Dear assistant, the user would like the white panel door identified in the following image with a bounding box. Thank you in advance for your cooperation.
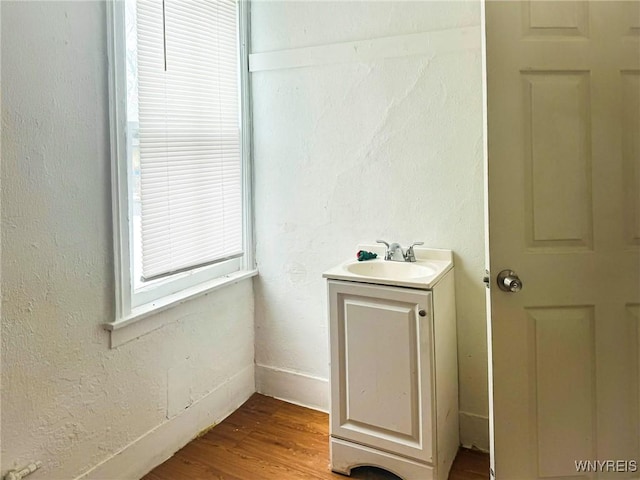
[486,1,640,478]
[328,280,433,463]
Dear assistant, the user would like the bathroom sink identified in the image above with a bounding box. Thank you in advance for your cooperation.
[323,244,453,290]
[345,261,436,279]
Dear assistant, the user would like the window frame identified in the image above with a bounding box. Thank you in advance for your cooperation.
[105,0,255,343]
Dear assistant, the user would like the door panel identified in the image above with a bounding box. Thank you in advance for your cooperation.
[524,1,589,38]
[343,298,419,437]
[486,1,640,478]
[523,71,593,250]
[622,71,640,246]
[529,306,596,478]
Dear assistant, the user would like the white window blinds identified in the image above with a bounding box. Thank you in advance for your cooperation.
[136,0,242,281]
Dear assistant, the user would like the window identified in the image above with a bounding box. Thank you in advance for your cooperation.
[106,0,254,336]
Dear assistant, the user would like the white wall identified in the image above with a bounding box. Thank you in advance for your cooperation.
[0,2,255,478]
[251,1,489,449]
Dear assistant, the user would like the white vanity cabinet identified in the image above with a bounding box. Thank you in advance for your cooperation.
[325,249,458,480]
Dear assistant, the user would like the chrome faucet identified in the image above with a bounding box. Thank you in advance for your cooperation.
[376,240,424,262]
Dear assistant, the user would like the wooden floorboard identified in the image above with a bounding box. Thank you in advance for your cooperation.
[143,394,489,480]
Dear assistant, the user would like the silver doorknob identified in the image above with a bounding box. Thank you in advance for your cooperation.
[497,269,523,293]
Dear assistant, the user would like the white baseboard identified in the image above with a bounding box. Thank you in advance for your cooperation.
[459,411,490,453]
[255,364,329,412]
[255,364,489,454]
[75,364,255,480]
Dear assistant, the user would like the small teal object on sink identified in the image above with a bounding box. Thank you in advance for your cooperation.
[356,250,378,261]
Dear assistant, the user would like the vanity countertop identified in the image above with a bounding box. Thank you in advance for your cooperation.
[323,244,453,290]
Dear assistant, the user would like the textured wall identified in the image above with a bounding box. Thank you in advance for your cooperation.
[0,2,254,478]
[251,1,489,448]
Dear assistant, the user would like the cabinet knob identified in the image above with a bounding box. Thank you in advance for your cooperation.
[418,309,426,317]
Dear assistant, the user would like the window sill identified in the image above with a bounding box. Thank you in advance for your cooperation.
[104,269,258,348]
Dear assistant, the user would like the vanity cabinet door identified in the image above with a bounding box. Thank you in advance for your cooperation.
[328,280,434,463]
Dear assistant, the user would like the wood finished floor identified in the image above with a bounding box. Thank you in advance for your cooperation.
[143,394,489,480]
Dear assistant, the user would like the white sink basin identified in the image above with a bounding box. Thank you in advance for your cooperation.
[323,244,453,290]
[345,261,436,279]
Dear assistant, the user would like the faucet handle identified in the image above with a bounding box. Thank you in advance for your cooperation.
[405,242,424,262]
[376,239,390,248]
